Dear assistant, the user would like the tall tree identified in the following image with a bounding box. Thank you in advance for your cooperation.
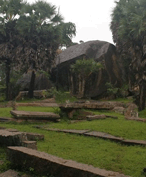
[0,0,25,100]
[16,1,76,98]
[110,0,146,111]
[0,0,76,99]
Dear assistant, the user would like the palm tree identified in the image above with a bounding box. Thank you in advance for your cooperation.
[110,0,146,111]
[0,0,76,99]
[0,0,25,100]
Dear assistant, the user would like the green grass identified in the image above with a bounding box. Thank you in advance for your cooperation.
[0,122,146,177]
[1,104,146,176]
[0,147,11,173]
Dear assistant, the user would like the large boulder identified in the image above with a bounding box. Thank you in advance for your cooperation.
[55,40,123,99]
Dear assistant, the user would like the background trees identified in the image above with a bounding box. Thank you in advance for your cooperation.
[0,0,76,100]
[110,0,146,110]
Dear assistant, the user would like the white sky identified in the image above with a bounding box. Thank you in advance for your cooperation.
[27,0,116,44]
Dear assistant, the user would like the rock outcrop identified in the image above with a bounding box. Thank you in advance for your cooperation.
[55,40,123,98]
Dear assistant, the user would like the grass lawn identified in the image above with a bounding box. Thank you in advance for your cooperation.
[0,105,146,176]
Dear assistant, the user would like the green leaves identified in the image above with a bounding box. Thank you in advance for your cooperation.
[71,59,102,78]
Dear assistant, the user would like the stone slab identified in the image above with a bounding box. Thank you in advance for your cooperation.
[46,128,90,135]
[10,110,60,121]
[84,131,123,142]
[16,103,59,107]
[59,102,114,110]
[122,139,146,146]
[125,116,146,122]
[7,146,130,177]
[0,117,14,122]
[87,115,106,121]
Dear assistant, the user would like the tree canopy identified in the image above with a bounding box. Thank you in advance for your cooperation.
[0,0,76,100]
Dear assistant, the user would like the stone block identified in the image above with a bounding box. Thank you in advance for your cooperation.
[0,130,27,146]
[22,141,37,150]
[7,146,130,177]
[25,133,44,141]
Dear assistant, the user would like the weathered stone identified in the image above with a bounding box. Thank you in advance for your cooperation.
[0,169,19,177]
[84,131,123,142]
[10,110,60,121]
[113,107,125,114]
[125,116,146,122]
[7,129,18,132]
[124,103,138,117]
[0,130,27,146]
[55,40,123,99]
[60,102,114,110]
[0,117,14,122]
[58,129,90,135]
[7,146,130,177]
[25,133,44,141]
[122,140,146,146]
[87,115,106,121]
[16,102,59,107]
[22,141,37,150]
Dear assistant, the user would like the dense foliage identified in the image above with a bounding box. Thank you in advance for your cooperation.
[110,0,146,110]
[0,0,76,100]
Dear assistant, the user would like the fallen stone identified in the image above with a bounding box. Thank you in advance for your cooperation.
[84,131,123,142]
[10,110,60,121]
[125,116,146,122]
[7,129,18,132]
[87,115,106,121]
[122,140,146,146]
[25,132,44,141]
[59,129,90,135]
[7,146,130,177]
[59,102,114,110]
[22,141,37,150]
[124,103,138,117]
[0,130,27,146]
[0,117,14,122]
[113,107,125,114]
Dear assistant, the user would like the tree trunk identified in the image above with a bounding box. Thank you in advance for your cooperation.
[28,70,36,98]
[5,60,10,101]
[139,80,146,111]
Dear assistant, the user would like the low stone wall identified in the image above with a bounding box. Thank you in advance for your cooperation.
[7,146,129,177]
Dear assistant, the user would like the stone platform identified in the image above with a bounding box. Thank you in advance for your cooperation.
[10,110,60,121]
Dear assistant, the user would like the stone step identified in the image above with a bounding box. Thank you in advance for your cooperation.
[7,146,130,177]
[10,110,60,121]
